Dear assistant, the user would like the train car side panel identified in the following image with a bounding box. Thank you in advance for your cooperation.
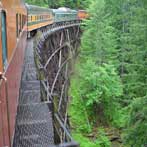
[78,10,88,20]
[26,5,54,32]
[0,0,27,146]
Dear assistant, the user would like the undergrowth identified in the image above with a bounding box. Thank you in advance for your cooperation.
[68,59,128,147]
[69,62,112,147]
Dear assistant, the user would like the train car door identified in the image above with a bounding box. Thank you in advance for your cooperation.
[1,11,7,70]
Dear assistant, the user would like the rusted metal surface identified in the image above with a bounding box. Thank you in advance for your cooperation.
[0,0,27,146]
[0,31,27,146]
[0,0,27,71]
[0,73,11,146]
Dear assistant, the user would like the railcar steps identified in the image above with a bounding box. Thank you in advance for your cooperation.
[13,39,54,147]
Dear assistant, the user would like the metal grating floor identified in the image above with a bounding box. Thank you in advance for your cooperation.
[13,39,54,147]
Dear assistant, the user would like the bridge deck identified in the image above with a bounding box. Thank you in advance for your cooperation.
[13,39,54,147]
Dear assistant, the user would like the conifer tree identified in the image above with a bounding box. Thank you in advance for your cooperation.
[81,0,147,145]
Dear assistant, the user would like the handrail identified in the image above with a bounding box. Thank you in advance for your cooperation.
[0,72,11,147]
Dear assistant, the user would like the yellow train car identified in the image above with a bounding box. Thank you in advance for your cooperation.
[26,4,54,32]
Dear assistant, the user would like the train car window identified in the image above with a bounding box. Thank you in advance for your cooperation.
[23,15,25,27]
[24,15,26,25]
[19,14,21,33]
[29,16,31,22]
[16,13,19,37]
[22,15,25,28]
[32,15,33,21]
[22,15,23,29]
[24,15,25,26]
[1,11,7,69]
[21,14,23,30]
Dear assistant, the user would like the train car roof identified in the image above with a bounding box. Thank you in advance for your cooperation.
[26,4,52,14]
[52,8,77,13]
[58,7,70,11]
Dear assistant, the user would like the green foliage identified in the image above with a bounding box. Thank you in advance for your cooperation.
[69,76,91,133]
[69,66,112,146]
[124,96,147,146]
[111,107,128,128]
[78,59,123,124]
[97,128,111,147]
[73,130,111,147]
[59,0,90,9]
[25,0,90,9]
[73,133,101,147]
[25,0,48,7]
[70,0,147,146]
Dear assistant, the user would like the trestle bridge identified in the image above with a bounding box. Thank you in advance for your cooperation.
[13,21,82,147]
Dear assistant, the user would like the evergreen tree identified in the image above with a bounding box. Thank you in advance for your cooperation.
[124,96,147,146]
[80,0,147,145]
[25,0,89,9]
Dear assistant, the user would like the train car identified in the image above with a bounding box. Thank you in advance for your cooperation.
[78,10,89,20]
[53,7,78,23]
[26,4,54,32]
[0,0,27,146]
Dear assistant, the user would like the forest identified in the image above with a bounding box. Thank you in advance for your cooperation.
[26,0,147,146]
[25,0,90,9]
